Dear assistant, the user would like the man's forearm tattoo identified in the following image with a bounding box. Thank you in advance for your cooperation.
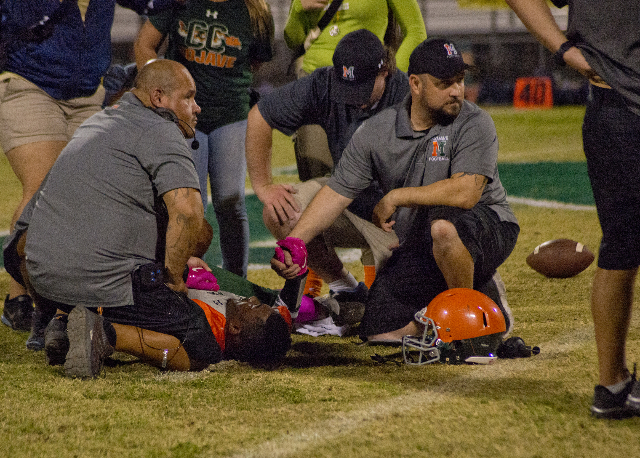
[456,172,487,190]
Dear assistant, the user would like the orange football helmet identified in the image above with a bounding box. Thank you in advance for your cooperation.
[402,288,507,365]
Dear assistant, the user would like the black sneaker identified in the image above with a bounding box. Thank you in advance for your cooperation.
[1,294,34,331]
[591,377,636,419]
[25,327,45,351]
[64,307,114,378]
[624,380,640,415]
[25,303,57,351]
[44,314,70,366]
[478,272,513,337]
[328,282,368,326]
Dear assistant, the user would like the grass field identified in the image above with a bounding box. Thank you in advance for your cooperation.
[2,105,640,458]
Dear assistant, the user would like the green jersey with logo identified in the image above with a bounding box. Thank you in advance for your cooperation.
[151,0,272,133]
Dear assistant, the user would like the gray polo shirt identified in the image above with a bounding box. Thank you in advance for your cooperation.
[26,92,200,308]
[258,67,410,220]
[328,95,518,245]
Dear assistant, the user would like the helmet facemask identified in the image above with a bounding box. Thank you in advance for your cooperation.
[402,310,441,365]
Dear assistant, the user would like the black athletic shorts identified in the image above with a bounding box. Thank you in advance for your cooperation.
[584,85,640,270]
[359,205,519,337]
[2,228,26,287]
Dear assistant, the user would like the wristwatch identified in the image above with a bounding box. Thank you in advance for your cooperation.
[554,40,575,66]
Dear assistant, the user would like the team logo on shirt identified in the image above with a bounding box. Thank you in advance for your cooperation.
[429,136,449,162]
[178,19,242,68]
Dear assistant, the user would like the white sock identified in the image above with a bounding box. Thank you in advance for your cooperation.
[606,375,632,394]
[328,272,358,293]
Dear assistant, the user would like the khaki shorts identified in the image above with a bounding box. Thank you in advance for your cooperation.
[0,74,104,152]
[292,68,333,181]
[293,178,398,271]
[293,124,333,181]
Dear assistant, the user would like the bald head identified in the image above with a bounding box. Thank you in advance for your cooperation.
[131,59,201,138]
[132,59,194,105]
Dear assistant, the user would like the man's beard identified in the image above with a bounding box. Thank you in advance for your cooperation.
[433,101,462,126]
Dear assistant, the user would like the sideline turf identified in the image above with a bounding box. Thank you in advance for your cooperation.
[0,162,595,269]
[499,162,593,206]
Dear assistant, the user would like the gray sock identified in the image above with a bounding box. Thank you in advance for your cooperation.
[606,375,632,394]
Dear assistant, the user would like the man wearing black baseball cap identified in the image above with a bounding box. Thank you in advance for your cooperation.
[271,37,520,345]
[329,29,388,107]
[406,37,472,125]
[246,29,408,321]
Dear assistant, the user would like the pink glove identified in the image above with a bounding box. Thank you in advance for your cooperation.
[186,267,220,291]
[274,237,308,276]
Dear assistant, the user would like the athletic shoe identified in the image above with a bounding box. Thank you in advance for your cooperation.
[590,377,636,419]
[1,294,34,331]
[624,380,640,415]
[25,303,57,351]
[25,327,45,351]
[44,314,70,366]
[328,282,368,326]
[479,273,513,338]
[64,307,114,378]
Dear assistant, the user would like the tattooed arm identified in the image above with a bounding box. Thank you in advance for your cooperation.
[162,187,204,293]
[372,172,488,232]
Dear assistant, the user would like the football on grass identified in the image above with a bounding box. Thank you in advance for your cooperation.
[526,239,595,278]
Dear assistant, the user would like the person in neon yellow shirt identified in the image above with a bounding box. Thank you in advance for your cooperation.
[284,0,426,74]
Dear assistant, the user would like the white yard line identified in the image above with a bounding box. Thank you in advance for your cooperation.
[247,247,363,271]
[507,196,596,211]
[229,325,599,458]
[242,196,596,271]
